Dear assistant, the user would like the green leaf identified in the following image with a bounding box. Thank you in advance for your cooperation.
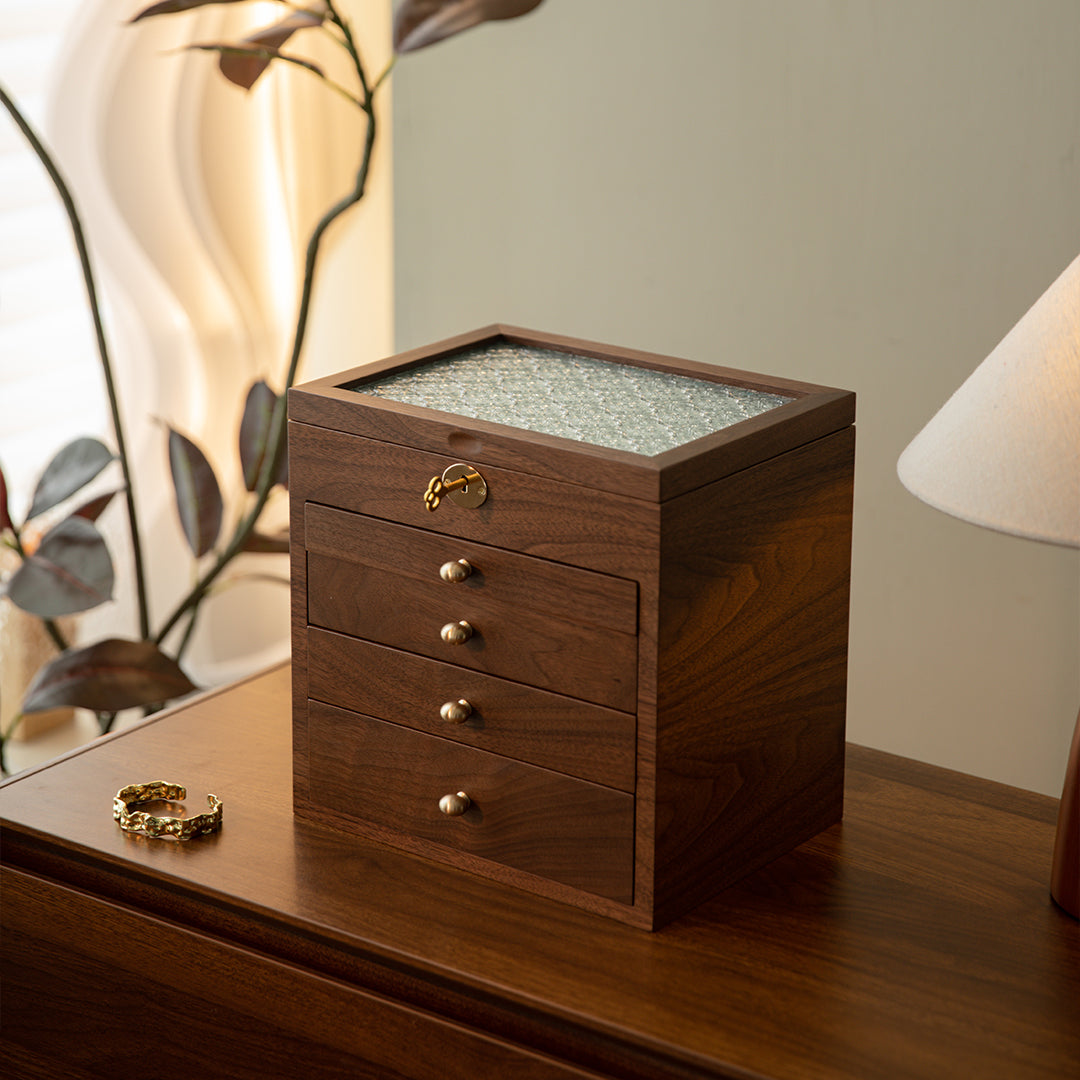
[239,380,288,491]
[4,516,114,617]
[21,638,197,714]
[26,437,114,521]
[0,461,11,533]
[130,0,249,22]
[168,427,223,557]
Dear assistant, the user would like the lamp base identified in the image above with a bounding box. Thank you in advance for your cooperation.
[1050,706,1079,918]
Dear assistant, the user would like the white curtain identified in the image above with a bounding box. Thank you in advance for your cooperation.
[3,0,393,684]
[0,0,109,510]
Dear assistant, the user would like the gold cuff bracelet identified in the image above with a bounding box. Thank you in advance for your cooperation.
[113,781,222,840]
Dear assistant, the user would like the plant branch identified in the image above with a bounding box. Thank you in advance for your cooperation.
[372,55,397,94]
[175,605,201,660]
[153,3,381,653]
[0,84,151,642]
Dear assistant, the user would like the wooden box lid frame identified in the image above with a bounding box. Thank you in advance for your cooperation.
[288,325,856,503]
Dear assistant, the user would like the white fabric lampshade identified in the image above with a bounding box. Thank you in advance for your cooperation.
[898,254,1080,547]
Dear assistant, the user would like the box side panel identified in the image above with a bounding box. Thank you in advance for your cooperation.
[651,427,855,925]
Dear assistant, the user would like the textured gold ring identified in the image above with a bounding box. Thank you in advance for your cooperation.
[113,781,222,840]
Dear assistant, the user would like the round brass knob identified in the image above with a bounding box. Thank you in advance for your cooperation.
[440,620,473,645]
[438,791,471,817]
[440,699,473,723]
[439,559,473,584]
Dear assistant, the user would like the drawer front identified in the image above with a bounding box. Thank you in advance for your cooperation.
[306,504,638,635]
[307,554,636,711]
[3,869,600,1080]
[305,510,638,713]
[289,421,659,581]
[307,702,635,904]
[308,630,636,792]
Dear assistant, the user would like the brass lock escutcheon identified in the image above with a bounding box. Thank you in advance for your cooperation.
[424,463,487,512]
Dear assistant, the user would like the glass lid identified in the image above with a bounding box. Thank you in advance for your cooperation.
[349,341,791,456]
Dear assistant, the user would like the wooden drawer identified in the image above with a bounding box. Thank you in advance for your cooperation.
[307,630,636,792]
[306,505,638,634]
[289,420,659,581]
[307,702,635,904]
[2,869,598,1080]
[305,507,638,712]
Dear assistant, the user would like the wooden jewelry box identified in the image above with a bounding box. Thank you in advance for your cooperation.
[288,326,855,930]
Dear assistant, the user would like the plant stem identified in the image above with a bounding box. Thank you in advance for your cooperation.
[175,605,201,659]
[154,4,381,654]
[0,84,151,643]
[41,618,68,653]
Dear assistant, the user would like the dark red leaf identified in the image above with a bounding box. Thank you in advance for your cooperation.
[130,0,248,22]
[0,461,11,533]
[242,529,290,554]
[167,427,223,557]
[4,516,114,617]
[21,638,197,714]
[26,437,114,521]
[186,41,325,91]
[72,489,121,522]
[394,0,545,54]
[243,7,325,46]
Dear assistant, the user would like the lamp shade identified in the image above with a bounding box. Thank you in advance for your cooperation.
[897,254,1080,548]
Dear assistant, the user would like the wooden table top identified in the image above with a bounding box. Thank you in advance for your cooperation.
[2,664,1077,1080]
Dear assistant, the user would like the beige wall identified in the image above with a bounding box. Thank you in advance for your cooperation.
[391,0,1080,796]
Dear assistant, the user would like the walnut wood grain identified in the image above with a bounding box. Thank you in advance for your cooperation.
[305,503,638,635]
[647,427,855,925]
[2,867,597,1080]
[307,629,636,791]
[307,551,637,712]
[2,666,1076,1080]
[288,420,660,581]
[305,701,635,903]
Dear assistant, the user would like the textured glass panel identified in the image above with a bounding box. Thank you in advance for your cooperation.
[350,343,792,456]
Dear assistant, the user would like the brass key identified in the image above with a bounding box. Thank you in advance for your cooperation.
[423,464,487,512]
[423,474,465,511]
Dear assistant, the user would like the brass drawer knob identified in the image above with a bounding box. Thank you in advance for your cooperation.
[424,463,488,512]
[438,791,471,817]
[440,699,474,723]
[440,620,474,645]
[439,559,473,583]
